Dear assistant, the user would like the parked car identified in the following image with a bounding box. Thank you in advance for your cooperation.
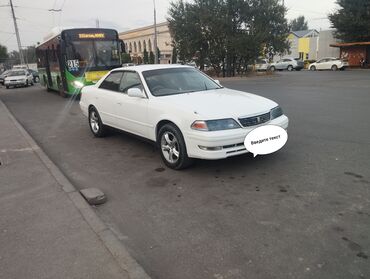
[269,58,304,72]
[0,70,10,85]
[309,57,348,71]
[255,58,270,71]
[79,65,289,169]
[4,69,34,89]
[28,69,40,82]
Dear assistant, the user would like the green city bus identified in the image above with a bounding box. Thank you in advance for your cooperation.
[36,28,124,97]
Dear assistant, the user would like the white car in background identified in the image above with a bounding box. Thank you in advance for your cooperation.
[269,58,304,72]
[79,65,289,169]
[4,69,34,89]
[255,58,270,71]
[309,57,348,71]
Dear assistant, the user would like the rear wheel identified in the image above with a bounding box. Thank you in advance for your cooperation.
[310,65,316,71]
[89,107,107,137]
[287,65,293,71]
[331,65,338,71]
[158,124,194,170]
[269,66,276,72]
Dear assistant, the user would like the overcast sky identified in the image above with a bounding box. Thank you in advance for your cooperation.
[0,0,338,51]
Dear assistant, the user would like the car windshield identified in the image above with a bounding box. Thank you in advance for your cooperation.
[142,68,222,96]
[8,71,26,76]
[66,40,120,69]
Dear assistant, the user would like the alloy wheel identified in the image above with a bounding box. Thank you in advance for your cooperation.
[90,111,100,133]
[161,131,180,164]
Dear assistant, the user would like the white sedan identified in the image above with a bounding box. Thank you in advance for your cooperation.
[4,69,34,89]
[309,57,348,71]
[79,65,289,169]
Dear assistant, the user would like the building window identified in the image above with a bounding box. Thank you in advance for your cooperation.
[143,40,147,51]
[129,42,132,52]
[134,42,137,53]
[138,41,142,53]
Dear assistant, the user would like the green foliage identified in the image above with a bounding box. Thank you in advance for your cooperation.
[329,0,370,42]
[149,51,155,64]
[121,53,132,63]
[172,46,177,64]
[0,44,8,62]
[143,48,149,64]
[290,16,308,31]
[168,0,290,76]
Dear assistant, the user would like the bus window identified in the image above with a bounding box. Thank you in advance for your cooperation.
[95,41,120,67]
[66,41,95,69]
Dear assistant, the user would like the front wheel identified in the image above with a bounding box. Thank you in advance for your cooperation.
[89,108,107,137]
[331,65,338,71]
[158,124,194,170]
[287,65,293,71]
[310,66,316,71]
[269,66,276,72]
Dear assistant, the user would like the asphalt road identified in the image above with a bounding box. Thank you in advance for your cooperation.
[1,70,370,279]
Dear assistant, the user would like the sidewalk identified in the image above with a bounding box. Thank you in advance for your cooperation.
[0,99,138,279]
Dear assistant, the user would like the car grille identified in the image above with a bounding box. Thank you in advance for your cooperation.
[238,112,271,127]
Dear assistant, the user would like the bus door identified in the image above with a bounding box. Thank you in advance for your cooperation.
[45,48,53,86]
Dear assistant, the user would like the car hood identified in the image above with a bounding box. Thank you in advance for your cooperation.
[5,75,26,80]
[156,88,278,119]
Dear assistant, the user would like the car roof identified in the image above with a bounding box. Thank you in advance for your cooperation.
[111,64,194,73]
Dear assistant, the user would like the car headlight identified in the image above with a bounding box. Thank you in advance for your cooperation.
[73,80,84,88]
[191,119,241,131]
[270,106,283,120]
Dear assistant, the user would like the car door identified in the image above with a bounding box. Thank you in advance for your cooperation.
[114,71,149,138]
[276,60,284,70]
[95,71,124,127]
[317,59,328,70]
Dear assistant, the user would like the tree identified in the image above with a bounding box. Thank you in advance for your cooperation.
[156,47,161,63]
[121,53,132,63]
[143,48,149,64]
[329,0,370,42]
[0,44,8,62]
[290,16,308,31]
[168,0,290,76]
[171,46,177,64]
[149,51,155,64]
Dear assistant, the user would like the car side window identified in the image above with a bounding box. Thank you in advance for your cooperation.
[119,71,143,93]
[99,71,123,92]
[283,59,291,62]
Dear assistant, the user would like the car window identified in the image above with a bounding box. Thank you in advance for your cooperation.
[99,71,123,92]
[283,59,291,62]
[119,71,143,93]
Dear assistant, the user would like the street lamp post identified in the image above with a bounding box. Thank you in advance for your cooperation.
[153,0,158,64]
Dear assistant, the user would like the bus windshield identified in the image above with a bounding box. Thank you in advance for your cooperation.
[66,40,120,70]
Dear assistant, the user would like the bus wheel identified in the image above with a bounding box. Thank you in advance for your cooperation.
[58,78,66,98]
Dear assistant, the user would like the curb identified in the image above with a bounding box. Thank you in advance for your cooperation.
[0,99,151,279]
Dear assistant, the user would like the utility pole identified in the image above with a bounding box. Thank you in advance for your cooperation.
[96,18,100,28]
[153,0,158,64]
[9,0,25,65]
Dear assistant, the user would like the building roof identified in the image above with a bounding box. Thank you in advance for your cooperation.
[291,29,319,38]
[119,22,168,36]
[330,42,370,47]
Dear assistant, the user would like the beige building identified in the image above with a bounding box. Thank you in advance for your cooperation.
[119,22,173,64]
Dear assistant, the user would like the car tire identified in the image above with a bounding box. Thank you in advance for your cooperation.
[287,65,293,71]
[269,66,276,72]
[331,65,338,71]
[158,123,194,170]
[25,80,29,87]
[310,65,316,71]
[88,107,107,138]
[35,76,40,83]
[6,85,9,89]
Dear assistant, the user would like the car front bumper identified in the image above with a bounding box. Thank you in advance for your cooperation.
[184,115,289,160]
[5,80,26,86]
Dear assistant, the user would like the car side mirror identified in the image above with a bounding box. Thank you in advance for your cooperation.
[127,88,145,98]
